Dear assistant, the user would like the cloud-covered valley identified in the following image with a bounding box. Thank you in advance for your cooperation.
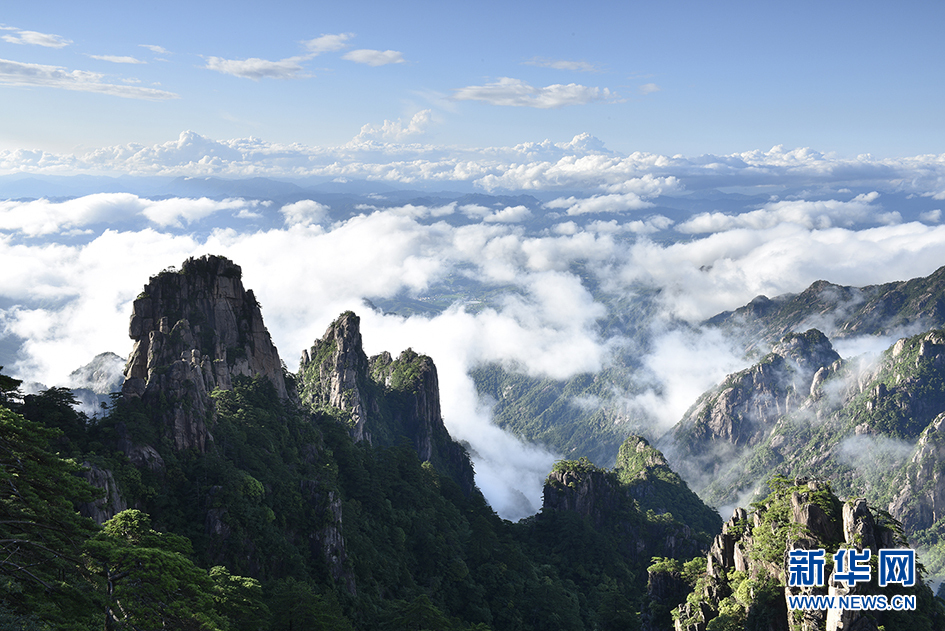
[2,132,945,519]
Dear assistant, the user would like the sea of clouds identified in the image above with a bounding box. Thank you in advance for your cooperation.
[2,131,945,519]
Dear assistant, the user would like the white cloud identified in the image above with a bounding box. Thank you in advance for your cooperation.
[0,58,178,100]
[452,77,617,108]
[280,200,330,227]
[523,57,599,72]
[2,29,71,48]
[141,197,253,227]
[639,83,660,95]
[139,44,168,54]
[0,194,254,235]
[343,49,405,66]
[204,55,309,80]
[483,205,531,223]
[353,110,432,142]
[303,33,353,54]
[546,192,653,215]
[677,192,890,233]
[3,130,945,200]
[88,55,146,64]
[543,176,679,214]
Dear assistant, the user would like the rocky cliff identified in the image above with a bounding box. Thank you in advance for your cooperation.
[667,329,840,483]
[615,436,723,536]
[541,445,714,563]
[298,311,476,495]
[121,255,287,452]
[666,478,942,631]
[666,322,945,581]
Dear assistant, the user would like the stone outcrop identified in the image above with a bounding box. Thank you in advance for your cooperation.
[77,463,127,524]
[888,410,945,533]
[674,479,936,631]
[541,458,708,562]
[673,329,840,458]
[298,312,371,442]
[615,435,723,536]
[298,311,476,495]
[120,255,286,452]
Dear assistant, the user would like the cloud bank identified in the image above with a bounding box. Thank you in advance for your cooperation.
[3,132,943,202]
[3,131,945,518]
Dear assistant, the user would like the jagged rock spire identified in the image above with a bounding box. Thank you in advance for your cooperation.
[121,255,286,451]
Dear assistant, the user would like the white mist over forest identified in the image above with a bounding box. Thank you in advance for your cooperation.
[2,133,945,518]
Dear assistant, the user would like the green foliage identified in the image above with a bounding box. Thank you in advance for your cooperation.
[86,509,225,631]
[210,566,270,631]
[615,436,722,536]
[266,577,354,631]
[0,403,100,627]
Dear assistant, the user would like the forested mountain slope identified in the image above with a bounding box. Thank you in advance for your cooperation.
[1,255,723,631]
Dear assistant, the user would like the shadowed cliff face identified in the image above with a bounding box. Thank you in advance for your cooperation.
[121,255,287,452]
[298,311,477,496]
[667,329,841,483]
[667,479,942,631]
[298,311,371,442]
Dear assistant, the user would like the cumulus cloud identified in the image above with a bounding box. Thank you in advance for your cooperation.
[353,110,432,142]
[303,33,353,54]
[639,83,660,95]
[139,44,169,54]
[483,205,531,223]
[204,55,309,80]
[204,33,358,80]
[2,28,71,48]
[280,200,330,227]
[342,49,405,66]
[452,77,617,108]
[523,57,599,72]
[0,58,178,100]
[546,192,653,215]
[88,55,146,64]
[4,130,945,201]
[543,176,679,214]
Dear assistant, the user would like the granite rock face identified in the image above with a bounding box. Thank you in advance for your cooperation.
[672,330,840,459]
[298,311,476,495]
[672,479,937,631]
[541,457,709,563]
[77,463,127,524]
[298,311,371,442]
[121,255,287,452]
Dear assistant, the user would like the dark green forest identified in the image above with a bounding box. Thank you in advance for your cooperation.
[0,362,716,631]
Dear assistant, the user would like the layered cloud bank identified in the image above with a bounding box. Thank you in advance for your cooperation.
[2,131,945,518]
[2,131,945,198]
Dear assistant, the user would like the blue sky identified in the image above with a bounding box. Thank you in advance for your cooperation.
[2,1,943,158]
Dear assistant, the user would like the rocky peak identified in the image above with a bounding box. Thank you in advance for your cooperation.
[121,255,287,452]
[298,311,477,495]
[543,459,622,530]
[615,435,723,536]
[542,456,711,565]
[675,479,933,631]
[298,311,371,442]
[669,329,840,475]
